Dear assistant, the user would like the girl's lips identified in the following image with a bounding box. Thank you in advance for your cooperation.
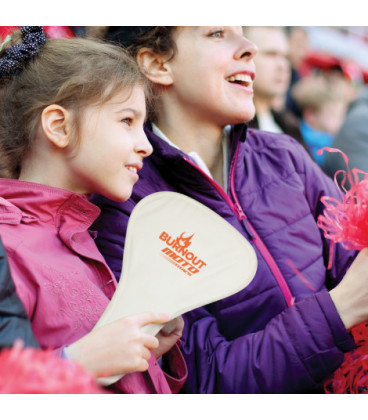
[125,162,143,173]
[125,163,142,180]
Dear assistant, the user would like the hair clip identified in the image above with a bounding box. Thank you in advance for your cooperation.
[0,27,46,78]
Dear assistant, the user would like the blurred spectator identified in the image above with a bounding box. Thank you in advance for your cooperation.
[243,26,308,151]
[323,85,368,182]
[292,73,350,167]
[85,26,108,39]
[285,26,311,117]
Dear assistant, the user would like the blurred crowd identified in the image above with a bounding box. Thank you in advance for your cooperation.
[243,26,368,180]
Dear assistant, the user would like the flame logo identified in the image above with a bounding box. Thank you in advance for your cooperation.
[175,232,194,250]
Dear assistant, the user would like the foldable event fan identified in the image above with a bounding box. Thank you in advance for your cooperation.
[93,192,257,385]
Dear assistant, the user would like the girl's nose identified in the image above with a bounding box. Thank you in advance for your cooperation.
[136,131,153,158]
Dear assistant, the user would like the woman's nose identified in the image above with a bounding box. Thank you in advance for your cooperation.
[237,36,258,61]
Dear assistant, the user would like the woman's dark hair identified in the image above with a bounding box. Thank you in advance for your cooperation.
[126,26,178,61]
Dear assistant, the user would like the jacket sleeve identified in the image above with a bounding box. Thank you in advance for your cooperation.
[296,140,358,290]
[91,194,134,281]
[0,238,39,349]
[181,290,354,393]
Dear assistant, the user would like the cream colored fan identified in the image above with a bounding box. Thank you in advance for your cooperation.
[94,192,257,385]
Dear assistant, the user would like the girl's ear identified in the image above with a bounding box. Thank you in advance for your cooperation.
[136,47,173,86]
[41,105,72,149]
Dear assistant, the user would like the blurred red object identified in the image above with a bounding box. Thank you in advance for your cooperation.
[0,343,106,394]
[0,26,75,40]
[325,322,368,394]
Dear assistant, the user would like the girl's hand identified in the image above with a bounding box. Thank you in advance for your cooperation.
[65,312,170,378]
[153,316,184,359]
[330,248,368,330]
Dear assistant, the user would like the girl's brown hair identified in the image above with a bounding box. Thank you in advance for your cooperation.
[0,32,150,178]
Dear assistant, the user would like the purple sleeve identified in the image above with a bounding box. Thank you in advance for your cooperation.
[181,290,355,393]
[90,194,135,281]
[296,143,357,289]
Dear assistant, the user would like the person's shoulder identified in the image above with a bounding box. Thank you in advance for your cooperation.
[241,128,311,177]
[245,127,305,155]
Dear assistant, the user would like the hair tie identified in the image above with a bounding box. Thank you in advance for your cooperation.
[0,26,46,78]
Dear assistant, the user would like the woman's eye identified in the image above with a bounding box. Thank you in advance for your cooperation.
[210,29,225,39]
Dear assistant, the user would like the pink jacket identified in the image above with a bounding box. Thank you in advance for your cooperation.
[0,178,186,393]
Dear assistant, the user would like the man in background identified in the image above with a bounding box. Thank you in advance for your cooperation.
[243,26,308,151]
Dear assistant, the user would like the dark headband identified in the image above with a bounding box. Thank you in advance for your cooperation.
[0,26,47,78]
[107,26,156,48]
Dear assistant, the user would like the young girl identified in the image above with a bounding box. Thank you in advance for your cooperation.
[0,26,186,394]
[92,26,368,393]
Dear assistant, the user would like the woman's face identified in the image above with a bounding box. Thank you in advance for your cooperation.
[165,26,258,127]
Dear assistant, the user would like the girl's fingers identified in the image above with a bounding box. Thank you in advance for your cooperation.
[141,347,152,361]
[133,311,171,327]
[142,334,159,350]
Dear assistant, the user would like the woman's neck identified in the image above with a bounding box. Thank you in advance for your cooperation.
[155,102,225,186]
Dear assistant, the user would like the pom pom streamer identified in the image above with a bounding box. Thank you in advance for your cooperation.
[325,322,368,394]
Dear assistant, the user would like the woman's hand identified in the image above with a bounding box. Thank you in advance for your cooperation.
[153,316,184,359]
[330,248,368,330]
[65,312,171,378]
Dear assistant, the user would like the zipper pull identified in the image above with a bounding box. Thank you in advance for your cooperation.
[234,202,246,220]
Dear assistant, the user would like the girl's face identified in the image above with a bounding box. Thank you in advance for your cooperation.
[67,85,152,201]
[166,26,257,127]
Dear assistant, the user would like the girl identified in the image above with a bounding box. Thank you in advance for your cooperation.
[0,26,186,394]
[93,26,368,393]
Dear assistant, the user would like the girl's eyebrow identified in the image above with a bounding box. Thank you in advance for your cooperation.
[115,106,148,122]
[115,107,145,117]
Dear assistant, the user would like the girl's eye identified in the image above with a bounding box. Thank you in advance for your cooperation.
[122,118,133,126]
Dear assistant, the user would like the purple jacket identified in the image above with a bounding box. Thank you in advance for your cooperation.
[91,123,356,393]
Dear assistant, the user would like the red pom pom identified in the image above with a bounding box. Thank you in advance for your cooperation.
[325,323,368,394]
[0,343,107,394]
[317,148,368,268]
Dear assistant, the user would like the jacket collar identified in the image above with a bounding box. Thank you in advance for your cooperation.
[0,178,100,229]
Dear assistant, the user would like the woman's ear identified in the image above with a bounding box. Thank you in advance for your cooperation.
[137,47,173,86]
[41,105,72,149]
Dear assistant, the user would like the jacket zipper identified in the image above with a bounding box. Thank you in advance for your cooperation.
[229,143,294,307]
[183,147,295,308]
[182,156,245,219]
